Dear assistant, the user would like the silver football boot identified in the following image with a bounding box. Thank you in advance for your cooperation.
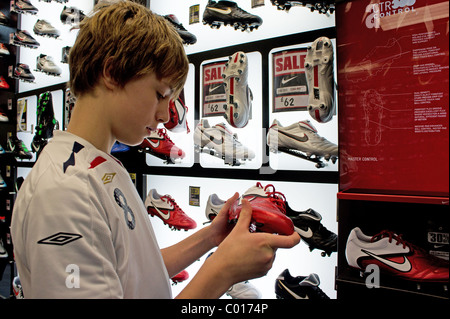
[267,119,337,168]
[33,20,61,38]
[194,119,255,165]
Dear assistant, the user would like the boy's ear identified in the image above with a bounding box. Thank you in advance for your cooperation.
[102,56,119,90]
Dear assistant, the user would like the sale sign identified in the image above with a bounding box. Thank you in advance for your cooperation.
[272,48,309,112]
[202,60,227,117]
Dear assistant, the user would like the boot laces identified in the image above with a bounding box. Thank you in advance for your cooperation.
[157,128,174,144]
[371,230,410,249]
[257,182,286,213]
[161,195,179,210]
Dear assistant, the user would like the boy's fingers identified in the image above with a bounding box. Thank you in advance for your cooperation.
[268,231,301,249]
[216,192,239,218]
[235,198,253,230]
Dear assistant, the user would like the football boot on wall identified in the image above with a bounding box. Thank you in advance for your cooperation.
[271,1,335,14]
[194,119,255,166]
[164,97,190,133]
[33,20,61,39]
[0,238,7,257]
[31,92,58,156]
[0,173,6,189]
[61,46,71,64]
[275,269,329,299]
[228,182,294,235]
[226,281,262,299]
[346,227,449,283]
[13,63,35,83]
[0,12,9,25]
[36,54,62,76]
[222,51,252,128]
[286,203,337,256]
[204,193,226,224]
[0,43,10,56]
[203,0,262,32]
[60,6,86,25]
[163,14,197,45]
[12,276,24,299]
[267,119,338,168]
[7,135,32,160]
[139,128,185,164]
[0,76,10,90]
[12,30,40,49]
[13,0,39,15]
[305,36,335,123]
[145,189,197,231]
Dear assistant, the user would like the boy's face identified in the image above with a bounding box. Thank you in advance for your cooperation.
[111,72,174,146]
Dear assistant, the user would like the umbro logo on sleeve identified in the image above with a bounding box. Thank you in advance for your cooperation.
[37,232,83,246]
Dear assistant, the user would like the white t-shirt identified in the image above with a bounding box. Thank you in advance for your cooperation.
[11,131,172,298]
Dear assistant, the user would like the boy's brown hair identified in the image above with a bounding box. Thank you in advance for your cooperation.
[68,0,188,98]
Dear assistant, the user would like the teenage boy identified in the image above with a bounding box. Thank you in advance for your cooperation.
[11,1,300,298]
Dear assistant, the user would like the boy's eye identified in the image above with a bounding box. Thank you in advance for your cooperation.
[157,92,164,100]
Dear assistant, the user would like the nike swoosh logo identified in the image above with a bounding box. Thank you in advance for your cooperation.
[150,200,172,220]
[278,130,309,143]
[281,76,298,85]
[361,249,412,272]
[209,84,223,94]
[208,7,232,15]
[174,100,186,125]
[294,226,313,238]
[148,139,160,148]
[278,280,309,299]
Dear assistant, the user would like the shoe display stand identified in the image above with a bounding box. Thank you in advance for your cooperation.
[334,0,449,300]
[0,0,94,299]
[0,0,19,299]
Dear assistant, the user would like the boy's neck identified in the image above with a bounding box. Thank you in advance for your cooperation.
[67,92,115,154]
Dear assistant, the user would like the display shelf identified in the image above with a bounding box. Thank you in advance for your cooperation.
[336,269,449,300]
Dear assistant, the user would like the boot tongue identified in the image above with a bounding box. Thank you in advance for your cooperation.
[304,208,322,221]
[299,273,320,287]
[243,183,267,198]
[298,120,318,133]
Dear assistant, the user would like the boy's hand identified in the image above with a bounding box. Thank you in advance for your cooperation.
[209,198,300,285]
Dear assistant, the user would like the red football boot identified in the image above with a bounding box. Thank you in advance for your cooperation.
[171,270,189,285]
[164,97,190,133]
[346,228,449,283]
[228,182,294,235]
[140,128,185,163]
[145,189,197,231]
[0,76,10,90]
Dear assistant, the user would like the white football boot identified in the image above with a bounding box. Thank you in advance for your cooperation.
[205,193,226,223]
[305,37,335,123]
[222,51,252,128]
[194,119,255,163]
